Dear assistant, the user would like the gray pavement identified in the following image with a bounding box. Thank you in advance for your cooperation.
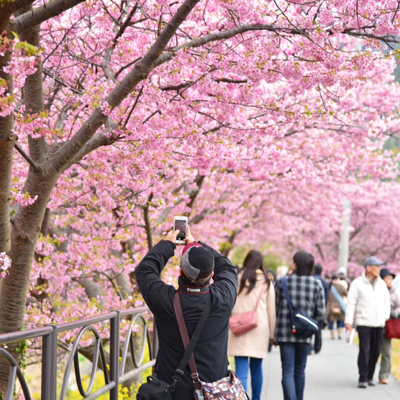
[258,329,400,399]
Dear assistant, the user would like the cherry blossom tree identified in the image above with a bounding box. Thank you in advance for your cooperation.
[2,0,400,392]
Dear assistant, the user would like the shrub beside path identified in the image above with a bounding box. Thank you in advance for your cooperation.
[261,329,400,399]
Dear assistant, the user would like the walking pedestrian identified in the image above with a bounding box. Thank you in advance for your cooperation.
[326,274,347,340]
[312,264,329,353]
[378,268,400,384]
[136,225,238,399]
[337,267,351,290]
[276,265,289,279]
[266,269,278,353]
[344,256,390,389]
[266,268,277,286]
[313,264,329,302]
[228,250,276,400]
[274,251,325,400]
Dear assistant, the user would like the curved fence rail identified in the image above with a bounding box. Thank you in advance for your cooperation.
[0,307,156,400]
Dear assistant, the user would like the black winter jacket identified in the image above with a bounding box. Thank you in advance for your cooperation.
[135,240,238,399]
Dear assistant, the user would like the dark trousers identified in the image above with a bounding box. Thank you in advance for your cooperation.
[357,326,384,382]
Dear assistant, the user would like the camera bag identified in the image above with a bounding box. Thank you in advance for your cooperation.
[137,375,173,400]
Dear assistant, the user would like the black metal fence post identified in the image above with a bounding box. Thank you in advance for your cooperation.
[109,311,120,400]
[41,324,57,400]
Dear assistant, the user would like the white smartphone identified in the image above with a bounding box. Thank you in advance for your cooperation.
[173,216,188,244]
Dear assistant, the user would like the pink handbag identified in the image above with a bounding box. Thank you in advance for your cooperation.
[229,283,266,336]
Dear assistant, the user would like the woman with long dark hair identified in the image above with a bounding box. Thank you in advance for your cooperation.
[274,251,325,400]
[228,250,276,400]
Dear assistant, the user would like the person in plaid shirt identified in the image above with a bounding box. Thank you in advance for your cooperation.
[273,251,325,400]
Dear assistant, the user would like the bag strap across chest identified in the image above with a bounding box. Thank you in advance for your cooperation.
[173,292,211,385]
[281,277,297,327]
[330,284,347,313]
[281,277,294,312]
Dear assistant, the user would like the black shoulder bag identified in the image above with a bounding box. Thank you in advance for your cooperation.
[281,277,319,339]
[137,293,211,400]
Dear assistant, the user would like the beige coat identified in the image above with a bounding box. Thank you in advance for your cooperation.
[228,270,276,358]
[326,281,347,323]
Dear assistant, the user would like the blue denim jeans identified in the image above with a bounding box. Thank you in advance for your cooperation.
[279,342,311,400]
[234,356,263,400]
[329,321,344,330]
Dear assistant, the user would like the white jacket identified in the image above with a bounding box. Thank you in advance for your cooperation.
[344,273,390,327]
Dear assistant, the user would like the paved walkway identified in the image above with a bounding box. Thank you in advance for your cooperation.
[257,329,400,399]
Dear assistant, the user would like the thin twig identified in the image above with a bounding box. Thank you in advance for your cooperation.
[42,68,84,95]
[123,86,144,127]
[142,110,161,124]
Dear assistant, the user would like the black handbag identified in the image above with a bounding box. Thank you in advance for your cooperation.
[137,376,172,400]
[136,294,212,400]
[281,277,319,339]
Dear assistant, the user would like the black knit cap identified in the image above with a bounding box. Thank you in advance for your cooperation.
[181,243,214,282]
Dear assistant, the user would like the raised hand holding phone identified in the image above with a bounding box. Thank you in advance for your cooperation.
[185,225,194,244]
[173,216,188,244]
[166,229,180,244]
[167,218,195,245]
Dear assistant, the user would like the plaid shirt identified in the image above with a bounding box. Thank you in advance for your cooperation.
[275,274,325,343]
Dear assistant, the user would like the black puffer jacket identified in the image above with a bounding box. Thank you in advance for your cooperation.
[136,240,238,399]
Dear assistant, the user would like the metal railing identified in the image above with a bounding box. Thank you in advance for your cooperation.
[0,307,157,400]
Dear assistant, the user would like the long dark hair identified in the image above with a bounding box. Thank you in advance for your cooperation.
[238,250,270,295]
[293,251,314,276]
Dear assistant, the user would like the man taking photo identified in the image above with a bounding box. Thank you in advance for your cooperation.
[135,225,238,399]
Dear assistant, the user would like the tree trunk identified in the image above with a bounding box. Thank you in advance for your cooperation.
[0,127,13,255]
[0,169,57,392]
[0,4,13,256]
[0,0,202,393]
[0,7,50,392]
[19,13,48,164]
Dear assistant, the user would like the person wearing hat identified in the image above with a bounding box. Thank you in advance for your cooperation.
[337,267,351,290]
[344,256,391,389]
[312,264,329,354]
[378,268,400,384]
[135,225,238,399]
[326,274,347,340]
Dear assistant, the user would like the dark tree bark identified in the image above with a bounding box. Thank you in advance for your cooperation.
[0,0,201,393]
[0,4,13,256]
[12,0,87,33]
